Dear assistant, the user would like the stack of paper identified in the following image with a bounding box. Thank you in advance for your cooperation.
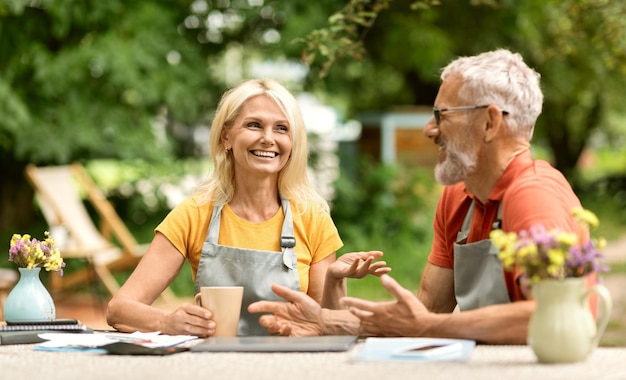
[35,331,198,353]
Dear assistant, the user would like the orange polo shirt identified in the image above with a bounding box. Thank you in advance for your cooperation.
[428,150,586,302]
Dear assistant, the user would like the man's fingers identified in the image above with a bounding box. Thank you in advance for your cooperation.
[341,275,406,315]
[347,307,375,319]
[341,296,380,312]
[379,274,412,301]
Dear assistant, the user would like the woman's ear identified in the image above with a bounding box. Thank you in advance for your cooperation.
[221,128,230,149]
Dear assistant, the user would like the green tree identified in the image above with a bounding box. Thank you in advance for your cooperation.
[298,0,626,183]
[0,0,356,230]
[0,1,212,228]
[3,0,625,232]
[512,0,626,182]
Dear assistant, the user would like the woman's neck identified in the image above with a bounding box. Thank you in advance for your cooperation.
[229,186,280,223]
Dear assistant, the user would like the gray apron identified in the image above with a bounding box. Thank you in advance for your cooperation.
[195,199,301,336]
[453,201,510,311]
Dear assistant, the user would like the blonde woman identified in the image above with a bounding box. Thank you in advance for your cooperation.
[106,79,388,336]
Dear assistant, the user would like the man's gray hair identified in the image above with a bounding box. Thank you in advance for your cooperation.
[441,49,543,140]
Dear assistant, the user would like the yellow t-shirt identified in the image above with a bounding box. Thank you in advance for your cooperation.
[155,195,343,293]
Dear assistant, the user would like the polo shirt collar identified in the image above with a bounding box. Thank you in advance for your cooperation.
[462,149,533,204]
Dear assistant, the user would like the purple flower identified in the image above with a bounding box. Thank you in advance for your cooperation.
[492,207,609,282]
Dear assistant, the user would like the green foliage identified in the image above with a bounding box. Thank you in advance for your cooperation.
[298,0,626,182]
[510,0,626,179]
[296,0,441,78]
[83,158,210,226]
[331,159,439,298]
[0,0,215,164]
[296,0,394,77]
[2,0,626,300]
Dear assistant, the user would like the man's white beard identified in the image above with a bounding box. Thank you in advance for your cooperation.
[434,147,477,186]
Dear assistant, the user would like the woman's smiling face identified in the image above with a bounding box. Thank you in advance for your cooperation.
[222,95,293,179]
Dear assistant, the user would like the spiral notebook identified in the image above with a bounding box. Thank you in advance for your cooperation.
[0,319,89,332]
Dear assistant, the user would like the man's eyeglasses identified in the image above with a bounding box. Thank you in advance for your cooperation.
[432,105,509,125]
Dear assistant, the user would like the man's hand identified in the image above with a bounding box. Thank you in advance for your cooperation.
[248,283,325,336]
[327,251,391,280]
[341,274,430,337]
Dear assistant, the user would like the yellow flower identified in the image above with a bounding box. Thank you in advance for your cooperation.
[7,231,65,276]
[489,207,607,283]
[556,231,577,247]
[572,207,599,228]
[547,248,566,266]
[596,237,607,250]
[518,244,537,259]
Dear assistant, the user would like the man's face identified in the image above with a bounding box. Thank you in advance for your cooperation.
[427,75,482,186]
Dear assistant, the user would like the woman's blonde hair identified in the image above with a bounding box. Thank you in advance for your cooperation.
[195,78,329,213]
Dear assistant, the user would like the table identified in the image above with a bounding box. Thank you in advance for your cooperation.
[0,341,624,380]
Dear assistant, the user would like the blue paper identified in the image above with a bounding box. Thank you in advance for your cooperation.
[353,337,476,362]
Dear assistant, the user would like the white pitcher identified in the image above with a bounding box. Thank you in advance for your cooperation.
[527,277,612,363]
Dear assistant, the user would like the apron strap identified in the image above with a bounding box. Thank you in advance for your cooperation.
[457,199,504,242]
[457,201,475,242]
[208,199,296,270]
[279,198,296,270]
[207,203,223,244]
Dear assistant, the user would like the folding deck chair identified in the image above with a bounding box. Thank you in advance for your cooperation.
[24,163,176,304]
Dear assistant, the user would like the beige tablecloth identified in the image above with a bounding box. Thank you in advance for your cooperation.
[0,342,624,380]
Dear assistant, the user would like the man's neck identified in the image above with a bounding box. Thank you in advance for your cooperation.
[465,146,529,203]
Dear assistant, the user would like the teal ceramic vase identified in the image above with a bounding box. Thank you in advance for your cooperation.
[527,277,612,363]
[3,267,56,322]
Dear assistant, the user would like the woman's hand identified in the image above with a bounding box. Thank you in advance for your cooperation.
[159,303,216,337]
[327,251,391,280]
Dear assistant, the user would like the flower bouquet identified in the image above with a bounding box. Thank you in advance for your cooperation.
[9,231,65,276]
[4,232,65,322]
[490,207,612,363]
[489,207,608,283]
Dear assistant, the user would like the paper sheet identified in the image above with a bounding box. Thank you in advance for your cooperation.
[353,337,476,362]
[34,331,197,352]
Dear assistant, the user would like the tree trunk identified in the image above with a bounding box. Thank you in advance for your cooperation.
[542,98,600,186]
[0,153,36,231]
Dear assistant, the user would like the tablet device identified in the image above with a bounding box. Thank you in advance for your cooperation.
[190,335,358,353]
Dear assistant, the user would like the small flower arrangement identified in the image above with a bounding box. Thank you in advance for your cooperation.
[8,231,65,276]
[490,207,608,283]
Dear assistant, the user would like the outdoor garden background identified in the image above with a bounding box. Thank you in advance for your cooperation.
[1,0,625,344]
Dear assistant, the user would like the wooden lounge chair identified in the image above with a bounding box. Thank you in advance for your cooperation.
[24,163,176,303]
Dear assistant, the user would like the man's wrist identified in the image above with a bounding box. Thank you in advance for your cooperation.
[319,308,361,336]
